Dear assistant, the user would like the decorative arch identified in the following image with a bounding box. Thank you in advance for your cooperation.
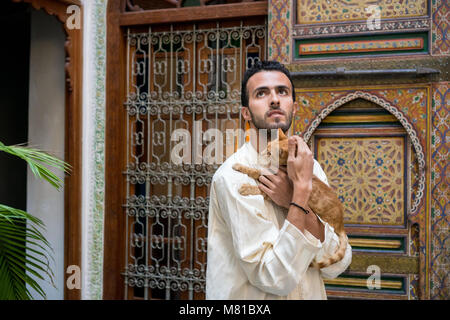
[10,0,83,300]
[303,90,426,217]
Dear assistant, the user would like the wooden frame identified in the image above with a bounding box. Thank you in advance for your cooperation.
[104,0,127,300]
[120,1,268,26]
[11,0,83,300]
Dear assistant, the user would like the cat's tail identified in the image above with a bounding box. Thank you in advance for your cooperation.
[310,231,348,269]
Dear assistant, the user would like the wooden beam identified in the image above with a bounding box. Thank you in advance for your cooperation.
[63,24,83,300]
[103,0,127,300]
[119,1,268,26]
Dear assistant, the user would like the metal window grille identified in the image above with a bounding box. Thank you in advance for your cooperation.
[123,21,267,300]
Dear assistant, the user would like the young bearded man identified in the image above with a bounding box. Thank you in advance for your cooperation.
[205,60,352,299]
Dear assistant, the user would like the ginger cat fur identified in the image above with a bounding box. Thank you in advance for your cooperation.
[232,128,348,269]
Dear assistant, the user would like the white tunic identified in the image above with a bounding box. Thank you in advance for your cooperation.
[206,142,352,300]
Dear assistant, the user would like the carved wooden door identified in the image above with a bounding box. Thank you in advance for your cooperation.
[123,19,266,300]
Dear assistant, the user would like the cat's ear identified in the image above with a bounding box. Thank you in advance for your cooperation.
[278,128,287,140]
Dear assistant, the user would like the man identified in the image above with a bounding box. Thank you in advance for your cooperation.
[205,60,352,299]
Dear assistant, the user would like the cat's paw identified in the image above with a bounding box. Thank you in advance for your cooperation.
[238,184,261,196]
[232,163,243,172]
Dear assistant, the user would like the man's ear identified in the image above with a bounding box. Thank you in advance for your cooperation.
[241,106,252,121]
[293,101,299,116]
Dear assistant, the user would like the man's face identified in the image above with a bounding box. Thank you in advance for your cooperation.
[242,70,297,134]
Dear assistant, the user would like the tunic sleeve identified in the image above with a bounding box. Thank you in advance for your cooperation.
[318,224,352,279]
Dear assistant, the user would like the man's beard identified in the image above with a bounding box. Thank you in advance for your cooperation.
[247,106,293,136]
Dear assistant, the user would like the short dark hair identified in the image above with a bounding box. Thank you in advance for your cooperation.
[241,60,296,107]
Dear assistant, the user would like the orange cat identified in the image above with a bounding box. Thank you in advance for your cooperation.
[232,128,348,269]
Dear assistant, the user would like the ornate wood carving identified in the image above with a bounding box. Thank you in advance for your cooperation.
[12,0,81,92]
[126,0,143,11]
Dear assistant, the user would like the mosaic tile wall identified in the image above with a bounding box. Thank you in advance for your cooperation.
[269,0,447,60]
[268,0,449,299]
[430,83,449,299]
[296,0,427,24]
[432,0,449,55]
[268,0,291,64]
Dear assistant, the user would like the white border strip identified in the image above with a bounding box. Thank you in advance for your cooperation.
[81,0,107,300]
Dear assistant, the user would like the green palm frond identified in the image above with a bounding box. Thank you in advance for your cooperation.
[0,142,71,189]
[0,141,69,299]
[0,205,54,299]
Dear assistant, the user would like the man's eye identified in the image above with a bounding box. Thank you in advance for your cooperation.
[256,91,265,97]
[279,89,288,95]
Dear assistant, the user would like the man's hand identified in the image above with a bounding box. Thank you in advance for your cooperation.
[257,166,292,209]
[287,135,314,206]
[285,135,325,242]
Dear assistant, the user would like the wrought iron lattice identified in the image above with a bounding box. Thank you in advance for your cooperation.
[123,21,266,300]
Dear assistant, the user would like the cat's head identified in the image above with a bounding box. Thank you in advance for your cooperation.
[259,128,289,168]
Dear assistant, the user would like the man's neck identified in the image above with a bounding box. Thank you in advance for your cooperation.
[247,126,277,153]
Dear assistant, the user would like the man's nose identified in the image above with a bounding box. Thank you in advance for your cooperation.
[270,90,280,106]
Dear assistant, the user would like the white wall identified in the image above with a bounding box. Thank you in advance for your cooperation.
[27,9,66,300]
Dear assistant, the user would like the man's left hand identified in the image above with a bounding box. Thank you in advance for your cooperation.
[258,165,293,209]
